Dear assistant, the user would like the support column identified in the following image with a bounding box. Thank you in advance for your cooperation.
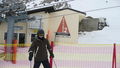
[5,16,15,61]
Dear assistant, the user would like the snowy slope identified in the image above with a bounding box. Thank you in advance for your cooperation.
[26,0,51,10]
[70,0,120,44]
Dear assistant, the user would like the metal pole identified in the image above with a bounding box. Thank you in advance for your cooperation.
[5,16,15,61]
[30,61,32,68]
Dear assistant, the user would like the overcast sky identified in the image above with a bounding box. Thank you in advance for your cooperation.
[70,0,120,44]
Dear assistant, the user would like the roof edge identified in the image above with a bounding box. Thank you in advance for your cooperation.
[54,8,86,15]
[27,7,86,15]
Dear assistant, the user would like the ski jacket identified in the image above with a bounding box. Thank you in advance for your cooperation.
[28,37,53,61]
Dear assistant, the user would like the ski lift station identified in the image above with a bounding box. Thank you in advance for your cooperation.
[0,6,107,45]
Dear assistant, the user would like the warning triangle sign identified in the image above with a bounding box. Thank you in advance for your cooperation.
[56,16,70,36]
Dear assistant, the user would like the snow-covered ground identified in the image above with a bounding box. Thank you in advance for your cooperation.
[0,47,30,68]
[70,0,120,44]
[0,44,120,68]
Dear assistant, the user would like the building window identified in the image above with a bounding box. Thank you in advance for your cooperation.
[4,32,18,40]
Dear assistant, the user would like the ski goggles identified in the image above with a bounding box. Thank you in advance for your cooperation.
[38,34,44,36]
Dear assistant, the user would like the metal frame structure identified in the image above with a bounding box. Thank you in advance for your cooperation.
[0,0,28,61]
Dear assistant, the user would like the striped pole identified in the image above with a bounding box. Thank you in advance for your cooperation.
[50,41,54,68]
[12,40,17,64]
[46,30,54,68]
[112,43,116,68]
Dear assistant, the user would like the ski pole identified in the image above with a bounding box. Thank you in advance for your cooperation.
[53,59,57,68]
[30,61,32,68]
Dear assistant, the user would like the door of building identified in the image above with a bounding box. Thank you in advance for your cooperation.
[19,33,25,44]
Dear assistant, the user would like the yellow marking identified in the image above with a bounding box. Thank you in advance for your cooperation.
[0,42,120,47]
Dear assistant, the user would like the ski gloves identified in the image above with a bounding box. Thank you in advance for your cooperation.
[50,53,54,58]
[29,52,33,61]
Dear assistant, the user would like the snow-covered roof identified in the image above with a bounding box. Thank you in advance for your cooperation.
[26,0,67,10]
[18,0,86,16]
[26,0,85,14]
[27,5,55,14]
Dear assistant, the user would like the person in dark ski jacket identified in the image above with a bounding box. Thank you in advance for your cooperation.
[28,29,54,68]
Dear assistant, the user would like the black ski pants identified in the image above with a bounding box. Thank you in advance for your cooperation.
[33,59,50,68]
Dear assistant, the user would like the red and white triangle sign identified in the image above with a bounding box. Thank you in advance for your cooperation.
[57,16,70,34]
